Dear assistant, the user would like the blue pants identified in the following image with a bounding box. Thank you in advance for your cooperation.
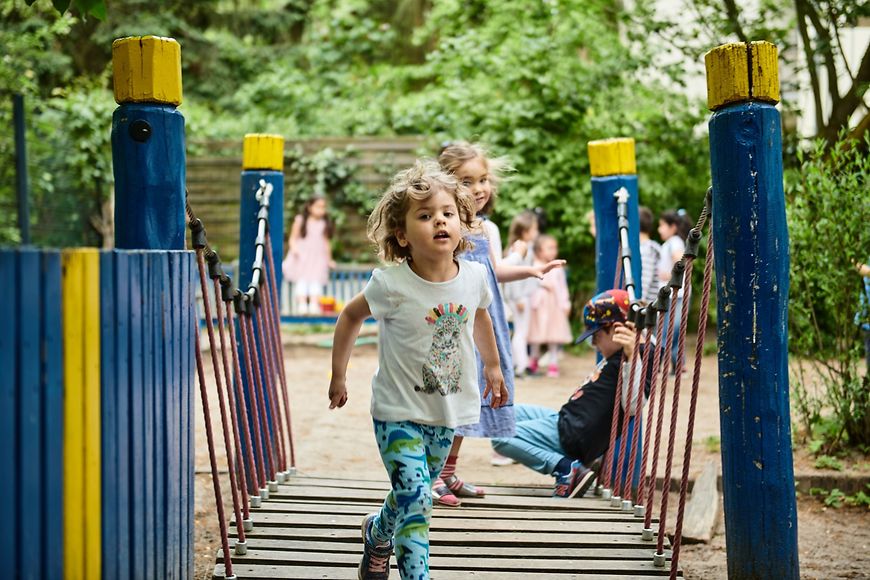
[661,295,684,369]
[370,420,454,580]
[490,405,566,475]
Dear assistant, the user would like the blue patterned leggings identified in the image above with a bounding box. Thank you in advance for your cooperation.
[370,419,454,580]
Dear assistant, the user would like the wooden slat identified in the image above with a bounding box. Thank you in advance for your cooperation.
[285,475,555,497]
[219,549,672,573]
[213,563,673,579]
[271,485,609,510]
[236,512,641,534]
[250,500,645,522]
[230,526,654,548]
[222,539,669,560]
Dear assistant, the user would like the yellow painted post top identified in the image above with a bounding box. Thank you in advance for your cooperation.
[588,138,636,177]
[113,36,182,106]
[243,134,285,171]
[704,41,779,111]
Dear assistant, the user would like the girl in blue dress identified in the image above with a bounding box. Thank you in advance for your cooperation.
[435,142,565,506]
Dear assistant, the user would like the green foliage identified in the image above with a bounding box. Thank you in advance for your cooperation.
[814,455,844,471]
[702,435,720,454]
[26,0,105,19]
[787,135,870,451]
[809,486,870,510]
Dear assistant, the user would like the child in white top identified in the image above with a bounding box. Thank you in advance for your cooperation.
[328,160,507,580]
[657,209,691,371]
[502,210,541,376]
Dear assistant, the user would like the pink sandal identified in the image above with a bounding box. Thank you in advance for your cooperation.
[432,478,462,507]
[443,474,485,497]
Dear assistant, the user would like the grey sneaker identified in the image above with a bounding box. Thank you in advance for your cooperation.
[359,514,393,580]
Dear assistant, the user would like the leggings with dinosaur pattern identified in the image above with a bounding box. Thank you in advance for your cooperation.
[370,419,454,580]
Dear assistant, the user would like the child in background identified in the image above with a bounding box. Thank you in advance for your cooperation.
[657,209,692,371]
[638,206,662,304]
[282,195,335,314]
[527,235,572,378]
[328,160,507,580]
[436,142,565,506]
[502,210,540,377]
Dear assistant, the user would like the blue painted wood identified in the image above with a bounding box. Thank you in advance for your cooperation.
[166,252,181,579]
[112,104,186,250]
[591,175,642,296]
[100,252,119,580]
[153,254,167,578]
[142,254,155,580]
[0,252,17,576]
[129,253,146,580]
[710,101,799,579]
[41,251,64,580]
[18,250,43,580]
[183,253,196,579]
[114,252,132,579]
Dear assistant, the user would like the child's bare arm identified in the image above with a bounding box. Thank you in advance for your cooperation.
[287,216,302,254]
[494,260,566,283]
[329,292,371,409]
[473,309,507,408]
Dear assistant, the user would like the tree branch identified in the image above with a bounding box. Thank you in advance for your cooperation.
[803,0,842,111]
[823,44,870,142]
[795,0,825,131]
[721,0,749,43]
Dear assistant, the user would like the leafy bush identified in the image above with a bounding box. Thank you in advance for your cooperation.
[787,135,870,451]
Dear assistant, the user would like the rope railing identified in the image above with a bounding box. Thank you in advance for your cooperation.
[186,179,296,577]
[595,188,715,577]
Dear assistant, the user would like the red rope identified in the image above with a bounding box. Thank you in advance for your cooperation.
[212,278,251,520]
[239,312,268,490]
[670,235,715,579]
[656,257,695,555]
[226,306,260,495]
[243,313,277,482]
[614,324,643,500]
[639,312,666,516]
[263,235,296,468]
[602,355,625,493]
[627,320,654,504]
[255,303,288,474]
[644,290,677,531]
[196,251,247,546]
[194,323,234,578]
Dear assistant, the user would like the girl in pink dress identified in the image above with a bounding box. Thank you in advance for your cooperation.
[527,235,573,377]
[282,196,335,314]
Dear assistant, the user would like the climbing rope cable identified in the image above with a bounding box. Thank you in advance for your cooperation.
[186,179,296,578]
[599,187,715,577]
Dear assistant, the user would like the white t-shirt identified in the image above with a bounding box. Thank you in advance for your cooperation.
[364,259,493,427]
[657,236,687,297]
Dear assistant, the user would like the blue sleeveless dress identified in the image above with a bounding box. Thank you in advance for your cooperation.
[457,222,516,438]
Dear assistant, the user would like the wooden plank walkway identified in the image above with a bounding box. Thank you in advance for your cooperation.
[214,475,678,579]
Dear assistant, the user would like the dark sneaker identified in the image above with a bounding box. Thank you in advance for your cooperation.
[553,460,595,499]
[359,514,393,580]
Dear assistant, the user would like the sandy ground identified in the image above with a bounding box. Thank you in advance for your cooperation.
[194,339,870,579]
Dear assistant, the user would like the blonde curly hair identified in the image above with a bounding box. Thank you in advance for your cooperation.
[367,160,478,263]
[438,141,513,215]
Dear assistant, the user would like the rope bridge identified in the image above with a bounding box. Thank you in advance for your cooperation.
[1,36,798,580]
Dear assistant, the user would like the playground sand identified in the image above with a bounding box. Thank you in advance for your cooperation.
[193,341,870,579]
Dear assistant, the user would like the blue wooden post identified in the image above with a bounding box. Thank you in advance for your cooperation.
[238,134,285,289]
[588,138,644,500]
[706,41,799,579]
[238,134,285,482]
[111,36,186,250]
[109,36,195,579]
[588,138,642,297]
